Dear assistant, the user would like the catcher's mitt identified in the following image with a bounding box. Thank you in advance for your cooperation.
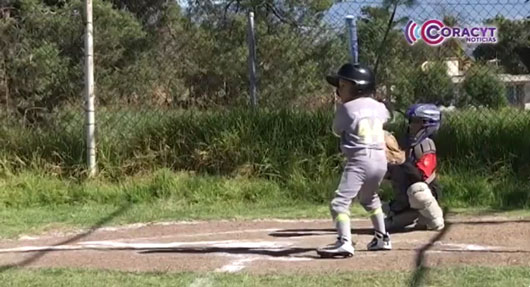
[384,131,405,165]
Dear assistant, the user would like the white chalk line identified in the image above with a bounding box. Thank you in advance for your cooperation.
[212,251,313,274]
[432,241,501,251]
[184,239,517,277]
[1,236,517,275]
[15,218,342,241]
[188,252,314,287]
[215,256,258,273]
[4,228,352,255]
[17,227,280,242]
[104,228,281,243]
[0,239,293,253]
[15,227,335,246]
[2,236,513,255]
[13,215,524,242]
[0,238,314,275]
[104,228,341,243]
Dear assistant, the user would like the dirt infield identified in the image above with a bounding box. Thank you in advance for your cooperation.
[0,216,529,274]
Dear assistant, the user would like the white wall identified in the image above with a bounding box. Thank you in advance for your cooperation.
[524,83,530,109]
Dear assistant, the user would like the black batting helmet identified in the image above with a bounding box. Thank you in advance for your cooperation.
[326,63,376,95]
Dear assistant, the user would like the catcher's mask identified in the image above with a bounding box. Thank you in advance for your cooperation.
[405,103,441,146]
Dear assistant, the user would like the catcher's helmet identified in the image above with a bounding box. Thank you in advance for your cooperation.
[406,104,441,126]
[405,103,441,146]
[326,63,376,95]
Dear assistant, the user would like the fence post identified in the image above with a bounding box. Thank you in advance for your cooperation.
[247,11,258,108]
[85,0,96,177]
[345,15,358,64]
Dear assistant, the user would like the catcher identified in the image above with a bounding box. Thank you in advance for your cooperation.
[317,63,392,258]
[383,103,445,231]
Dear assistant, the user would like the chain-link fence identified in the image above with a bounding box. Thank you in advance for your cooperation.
[0,0,529,177]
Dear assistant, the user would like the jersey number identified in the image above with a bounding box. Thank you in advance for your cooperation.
[358,118,384,144]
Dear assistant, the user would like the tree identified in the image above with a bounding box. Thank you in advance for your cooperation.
[357,6,411,103]
[183,0,334,29]
[356,3,437,108]
[473,16,530,74]
[390,67,416,110]
[413,62,454,106]
[458,63,507,109]
[374,0,416,74]
[438,15,467,61]
[107,0,170,28]
[176,0,343,108]
[0,0,148,119]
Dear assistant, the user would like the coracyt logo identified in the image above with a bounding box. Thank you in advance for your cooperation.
[404,19,497,46]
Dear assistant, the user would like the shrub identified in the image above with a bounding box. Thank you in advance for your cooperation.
[458,64,508,109]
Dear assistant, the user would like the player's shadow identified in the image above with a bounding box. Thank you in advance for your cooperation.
[0,203,131,273]
[269,227,416,238]
[139,247,314,257]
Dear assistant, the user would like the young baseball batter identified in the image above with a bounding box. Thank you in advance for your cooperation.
[317,63,392,258]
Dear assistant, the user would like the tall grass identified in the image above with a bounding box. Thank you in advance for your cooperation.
[2,107,530,176]
[438,108,530,174]
[2,107,529,176]
[0,168,527,210]
[0,107,529,209]
[0,169,285,208]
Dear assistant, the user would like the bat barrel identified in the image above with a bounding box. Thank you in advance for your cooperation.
[345,15,358,64]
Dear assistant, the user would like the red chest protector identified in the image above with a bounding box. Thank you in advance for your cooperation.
[409,138,437,183]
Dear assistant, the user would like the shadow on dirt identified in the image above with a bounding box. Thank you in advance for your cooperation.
[0,203,131,273]
[139,247,315,257]
[269,228,372,238]
[268,227,418,238]
[407,213,530,286]
[268,218,530,240]
[408,207,452,287]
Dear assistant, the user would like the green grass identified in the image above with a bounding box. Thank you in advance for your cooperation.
[2,107,530,180]
[1,167,529,210]
[0,169,351,238]
[1,267,529,287]
[0,108,529,237]
[0,169,528,239]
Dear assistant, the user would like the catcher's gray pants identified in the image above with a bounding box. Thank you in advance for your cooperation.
[383,207,438,230]
[383,182,445,231]
[383,205,443,231]
[330,149,387,218]
[382,204,421,230]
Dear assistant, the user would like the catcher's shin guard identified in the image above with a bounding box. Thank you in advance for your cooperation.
[407,182,444,230]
